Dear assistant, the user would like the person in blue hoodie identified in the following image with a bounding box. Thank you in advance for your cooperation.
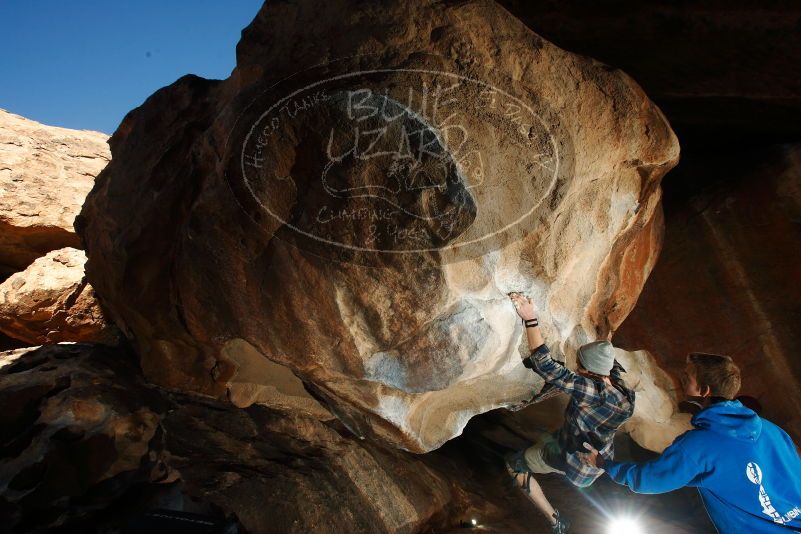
[579,352,801,533]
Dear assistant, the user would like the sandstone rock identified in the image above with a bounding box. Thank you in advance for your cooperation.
[0,343,41,368]
[615,348,692,452]
[0,342,545,534]
[0,331,27,352]
[0,343,171,532]
[615,143,801,445]
[0,109,109,278]
[76,0,679,452]
[596,197,665,334]
[0,247,120,345]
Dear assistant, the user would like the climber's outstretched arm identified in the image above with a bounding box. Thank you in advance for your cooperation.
[508,292,598,401]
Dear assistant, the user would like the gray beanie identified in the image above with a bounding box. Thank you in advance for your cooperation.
[577,340,614,375]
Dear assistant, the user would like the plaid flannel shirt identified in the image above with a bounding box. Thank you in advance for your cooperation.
[523,343,635,487]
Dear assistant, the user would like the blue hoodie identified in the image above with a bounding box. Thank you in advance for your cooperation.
[604,400,801,533]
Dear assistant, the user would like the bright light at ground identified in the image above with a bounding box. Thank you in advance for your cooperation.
[607,517,643,534]
[471,518,477,526]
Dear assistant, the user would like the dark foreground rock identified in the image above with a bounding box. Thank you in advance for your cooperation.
[0,342,717,533]
[0,342,532,533]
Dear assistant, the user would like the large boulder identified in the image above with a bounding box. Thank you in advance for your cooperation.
[76,0,679,452]
[0,109,109,278]
[0,247,120,345]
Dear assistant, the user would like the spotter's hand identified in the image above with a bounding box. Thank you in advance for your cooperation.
[578,441,604,469]
[508,292,537,321]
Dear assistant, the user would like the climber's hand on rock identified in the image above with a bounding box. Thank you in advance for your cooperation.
[508,292,536,321]
[578,441,604,469]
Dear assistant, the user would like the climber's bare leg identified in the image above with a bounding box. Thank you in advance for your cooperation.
[506,463,557,525]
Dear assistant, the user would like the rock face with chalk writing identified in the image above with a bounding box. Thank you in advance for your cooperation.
[76,0,679,452]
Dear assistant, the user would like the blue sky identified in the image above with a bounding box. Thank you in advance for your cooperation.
[0,1,264,134]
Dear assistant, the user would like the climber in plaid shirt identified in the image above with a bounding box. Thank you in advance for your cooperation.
[506,292,636,534]
[525,343,634,484]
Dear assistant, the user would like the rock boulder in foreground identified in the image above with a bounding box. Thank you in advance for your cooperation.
[0,342,535,533]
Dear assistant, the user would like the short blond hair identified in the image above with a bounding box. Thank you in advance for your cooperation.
[687,352,741,399]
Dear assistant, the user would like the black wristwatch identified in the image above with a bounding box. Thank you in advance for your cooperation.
[523,318,539,328]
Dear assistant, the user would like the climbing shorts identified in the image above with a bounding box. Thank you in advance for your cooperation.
[521,431,566,475]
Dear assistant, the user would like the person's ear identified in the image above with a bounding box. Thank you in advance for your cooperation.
[702,385,712,398]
